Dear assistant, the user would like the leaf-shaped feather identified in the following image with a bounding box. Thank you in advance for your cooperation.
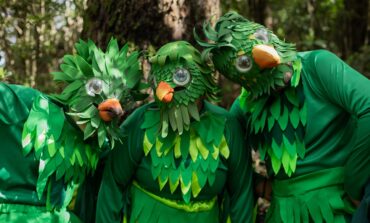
[270,97,281,120]
[188,103,200,121]
[75,55,93,77]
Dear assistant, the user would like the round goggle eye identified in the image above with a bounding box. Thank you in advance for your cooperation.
[85,78,103,96]
[173,68,191,86]
[235,55,253,73]
[254,28,269,43]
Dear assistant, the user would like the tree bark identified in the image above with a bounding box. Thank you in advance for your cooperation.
[342,0,369,57]
[81,0,220,49]
[247,0,267,24]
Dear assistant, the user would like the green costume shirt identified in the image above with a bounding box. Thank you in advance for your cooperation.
[96,101,254,223]
[0,83,81,222]
[231,50,370,222]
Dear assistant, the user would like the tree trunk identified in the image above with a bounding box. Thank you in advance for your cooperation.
[247,0,267,24]
[342,0,369,57]
[81,0,220,49]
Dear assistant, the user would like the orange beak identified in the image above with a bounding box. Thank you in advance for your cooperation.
[252,44,281,69]
[98,98,123,122]
[156,81,174,103]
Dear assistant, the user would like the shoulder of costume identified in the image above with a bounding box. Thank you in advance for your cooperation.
[203,100,239,127]
[0,82,42,124]
[121,102,157,130]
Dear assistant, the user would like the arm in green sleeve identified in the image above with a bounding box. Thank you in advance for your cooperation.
[312,50,370,199]
[96,112,145,223]
[229,98,248,129]
[0,83,39,124]
[225,115,254,223]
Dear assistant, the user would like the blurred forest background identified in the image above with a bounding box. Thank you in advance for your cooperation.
[1,0,369,108]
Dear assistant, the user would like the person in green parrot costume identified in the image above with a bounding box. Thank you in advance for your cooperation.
[0,38,146,222]
[196,12,370,223]
[96,41,254,223]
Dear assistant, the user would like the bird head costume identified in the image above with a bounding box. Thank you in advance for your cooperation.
[21,38,147,202]
[149,40,219,137]
[141,41,230,203]
[196,12,306,176]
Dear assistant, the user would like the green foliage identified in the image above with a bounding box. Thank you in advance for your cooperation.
[346,45,370,78]
[267,0,344,52]
[0,0,85,92]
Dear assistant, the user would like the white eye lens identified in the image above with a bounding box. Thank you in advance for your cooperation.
[254,28,269,43]
[236,55,253,73]
[173,68,191,86]
[85,78,103,96]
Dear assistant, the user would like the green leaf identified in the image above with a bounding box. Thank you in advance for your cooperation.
[107,38,119,59]
[93,48,106,74]
[283,135,296,157]
[174,107,183,135]
[290,107,300,129]
[180,105,190,126]
[281,149,291,175]
[98,126,107,148]
[219,136,230,159]
[300,102,307,126]
[284,88,299,107]
[189,138,199,162]
[270,97,281,120]
[267,115,275,131]
[60,64,81,78]
[277,105,289,130]
[188,103,200,121]
[51,71,74,82]
[196,137,209,159]
[296,138,305,158]
[47,136,56,157]
[271,138,282,159]
[289,154,297,173]
[168,109,177,131]
[180,131,190,159]
[143,133,153,156]
[161,110,169,138]
[83,122,95,140]
[75,39,89,59]
[169,168,180,193]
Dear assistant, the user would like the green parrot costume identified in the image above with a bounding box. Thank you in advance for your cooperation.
[96,41,254,223]
[196,12,370,223]
[0,38,146,222]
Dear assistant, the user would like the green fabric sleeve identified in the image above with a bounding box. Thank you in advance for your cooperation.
[0,83,40,124]
[309,50,370,200]
[225,115,254,223]
[229,98,247,129]
[95,107,145,223]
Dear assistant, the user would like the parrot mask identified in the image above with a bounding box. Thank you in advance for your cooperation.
[149,41,219,137]
[50,38,147,148]
[196,12,302,98]
[196,13,306,177]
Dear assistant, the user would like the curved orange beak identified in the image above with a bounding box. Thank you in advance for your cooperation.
[156,81,174,103]
[98,98,123,122]
[252,44,281,69]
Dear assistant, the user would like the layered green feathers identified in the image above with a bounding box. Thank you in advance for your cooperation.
[150,41,219,137]
[22,95,99,200]
[141,107,229,203]
[197,12,307,176]
[144,41,229,203]
[50,38,146,148]
[21,38,146,205]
